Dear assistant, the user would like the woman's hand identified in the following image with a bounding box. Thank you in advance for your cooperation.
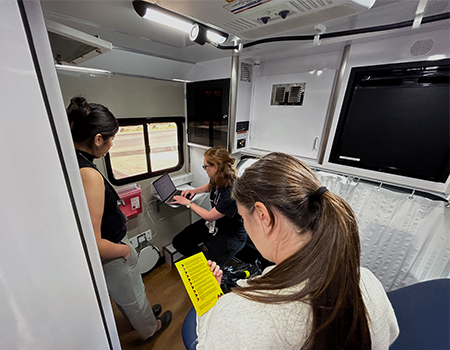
[123,244,131,260]
[208,260,223,285]
[171,195,191,206]
[181,189,196,200]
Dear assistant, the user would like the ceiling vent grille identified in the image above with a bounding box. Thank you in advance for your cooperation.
[158,0,376,40]
[240,63,253,82]
[271,83,306,106]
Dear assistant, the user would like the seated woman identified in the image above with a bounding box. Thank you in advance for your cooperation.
[198,152,399,349]
[171,146,247,267]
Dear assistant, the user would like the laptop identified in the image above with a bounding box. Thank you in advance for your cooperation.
[152,173,183,203]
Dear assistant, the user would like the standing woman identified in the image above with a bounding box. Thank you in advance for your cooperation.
[67,96,171,342]
[197,152,399,349]
[171,146,247,267]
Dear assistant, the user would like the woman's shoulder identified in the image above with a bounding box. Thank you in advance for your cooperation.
[360,267,400,348]
[79,167,104,186]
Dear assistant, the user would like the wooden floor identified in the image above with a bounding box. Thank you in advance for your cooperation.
[111,263,192,350]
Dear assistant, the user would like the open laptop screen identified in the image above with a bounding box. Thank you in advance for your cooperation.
[152,173,176,202]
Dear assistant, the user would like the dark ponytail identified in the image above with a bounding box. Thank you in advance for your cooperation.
[67,96,119,147]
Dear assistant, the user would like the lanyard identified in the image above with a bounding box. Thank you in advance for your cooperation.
[211,187,221,207]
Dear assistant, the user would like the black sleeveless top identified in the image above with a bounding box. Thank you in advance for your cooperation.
[76,150,127,243]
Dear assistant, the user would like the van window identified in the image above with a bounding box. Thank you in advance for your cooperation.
[105,117,184,185]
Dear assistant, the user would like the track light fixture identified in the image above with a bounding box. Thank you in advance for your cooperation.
[132,1,228,46]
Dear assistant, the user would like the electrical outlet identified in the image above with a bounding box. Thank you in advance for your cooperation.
[142,229,152,242]
[129,236,139,249]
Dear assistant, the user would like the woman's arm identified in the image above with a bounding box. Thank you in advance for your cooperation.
[173,183,225,221]
[172,194,224,222]
[80,168,130,260]
[181,183,210,198]
[190,203,224,222]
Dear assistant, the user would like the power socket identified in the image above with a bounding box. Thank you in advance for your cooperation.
[142,229,152,242]
[129,236,139,249]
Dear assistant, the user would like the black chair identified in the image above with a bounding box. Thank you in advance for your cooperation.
[387,278,450,350]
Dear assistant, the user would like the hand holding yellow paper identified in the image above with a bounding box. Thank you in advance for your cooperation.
[175,252,224,316]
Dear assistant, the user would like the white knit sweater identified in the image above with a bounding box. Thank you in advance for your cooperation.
[197,267,399,349]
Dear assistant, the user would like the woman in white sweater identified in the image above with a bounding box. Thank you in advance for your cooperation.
[198,152,399,349]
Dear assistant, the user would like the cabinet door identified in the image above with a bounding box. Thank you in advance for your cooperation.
[187,79,230,148]
[250,70,336,160]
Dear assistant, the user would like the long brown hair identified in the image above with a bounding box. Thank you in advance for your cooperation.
[232,152,371,350]
[204,146,236,190]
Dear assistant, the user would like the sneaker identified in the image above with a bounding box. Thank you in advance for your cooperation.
[146,310,172,342]
[152,304,162,317]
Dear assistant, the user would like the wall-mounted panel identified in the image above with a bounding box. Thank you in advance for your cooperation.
[56,70,185,118]
[0,1,118,348]
[249,69,336,159]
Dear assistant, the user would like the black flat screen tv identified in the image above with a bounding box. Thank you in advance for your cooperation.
[329,59,449,183]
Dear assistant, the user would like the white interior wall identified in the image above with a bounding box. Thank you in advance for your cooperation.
[0,1,119,348]
[323,24,450,193]
[237,48,343,158]
[186,56,233,82]
[80,48,233,83]
[56,70,192,250]
[57,71,185,118]
[249,68,337,159]
[80,49,196,81]
[242,22,450,193]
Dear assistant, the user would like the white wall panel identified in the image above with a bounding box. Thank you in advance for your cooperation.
[186,57,232,82]
[56,71,185,118]
[323,24,450,193]
[249,69,336,159]
[0,1,118,348]
[82,48,195,81]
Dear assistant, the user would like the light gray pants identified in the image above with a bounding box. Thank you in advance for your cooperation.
[102,237,158,340]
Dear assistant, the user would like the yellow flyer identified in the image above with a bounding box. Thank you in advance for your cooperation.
[175,252,224,316]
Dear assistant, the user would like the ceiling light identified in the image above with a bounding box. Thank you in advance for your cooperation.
[189,24,207,45]
[206,30,227,44]
[133,0,228,46]
[133,1,192,34]
[143,7,192,33]
[55,64,111,74]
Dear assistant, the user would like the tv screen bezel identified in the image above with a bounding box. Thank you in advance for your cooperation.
[328,59,449,184]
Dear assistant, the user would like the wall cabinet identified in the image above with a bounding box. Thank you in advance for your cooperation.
[187,78,230,148]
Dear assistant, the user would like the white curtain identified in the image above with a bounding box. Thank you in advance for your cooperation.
[315,171,450,292]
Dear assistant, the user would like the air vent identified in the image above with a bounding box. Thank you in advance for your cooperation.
[158,0,376,40]
[45,19,112,64]
[240,63,252,82]
[271,83,306,106]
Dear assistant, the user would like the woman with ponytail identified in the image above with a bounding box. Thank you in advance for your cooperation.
[67,96,171,342]
[197,152,399,349]
[172,146,247,267]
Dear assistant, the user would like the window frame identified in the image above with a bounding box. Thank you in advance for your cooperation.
[105,116,185,186]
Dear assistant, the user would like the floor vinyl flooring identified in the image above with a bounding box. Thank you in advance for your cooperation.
[111,263,192,350]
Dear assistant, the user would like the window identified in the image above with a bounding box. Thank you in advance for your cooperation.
[105,117,184,185]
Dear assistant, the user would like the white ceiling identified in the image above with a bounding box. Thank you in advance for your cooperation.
[40,0,450,64]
